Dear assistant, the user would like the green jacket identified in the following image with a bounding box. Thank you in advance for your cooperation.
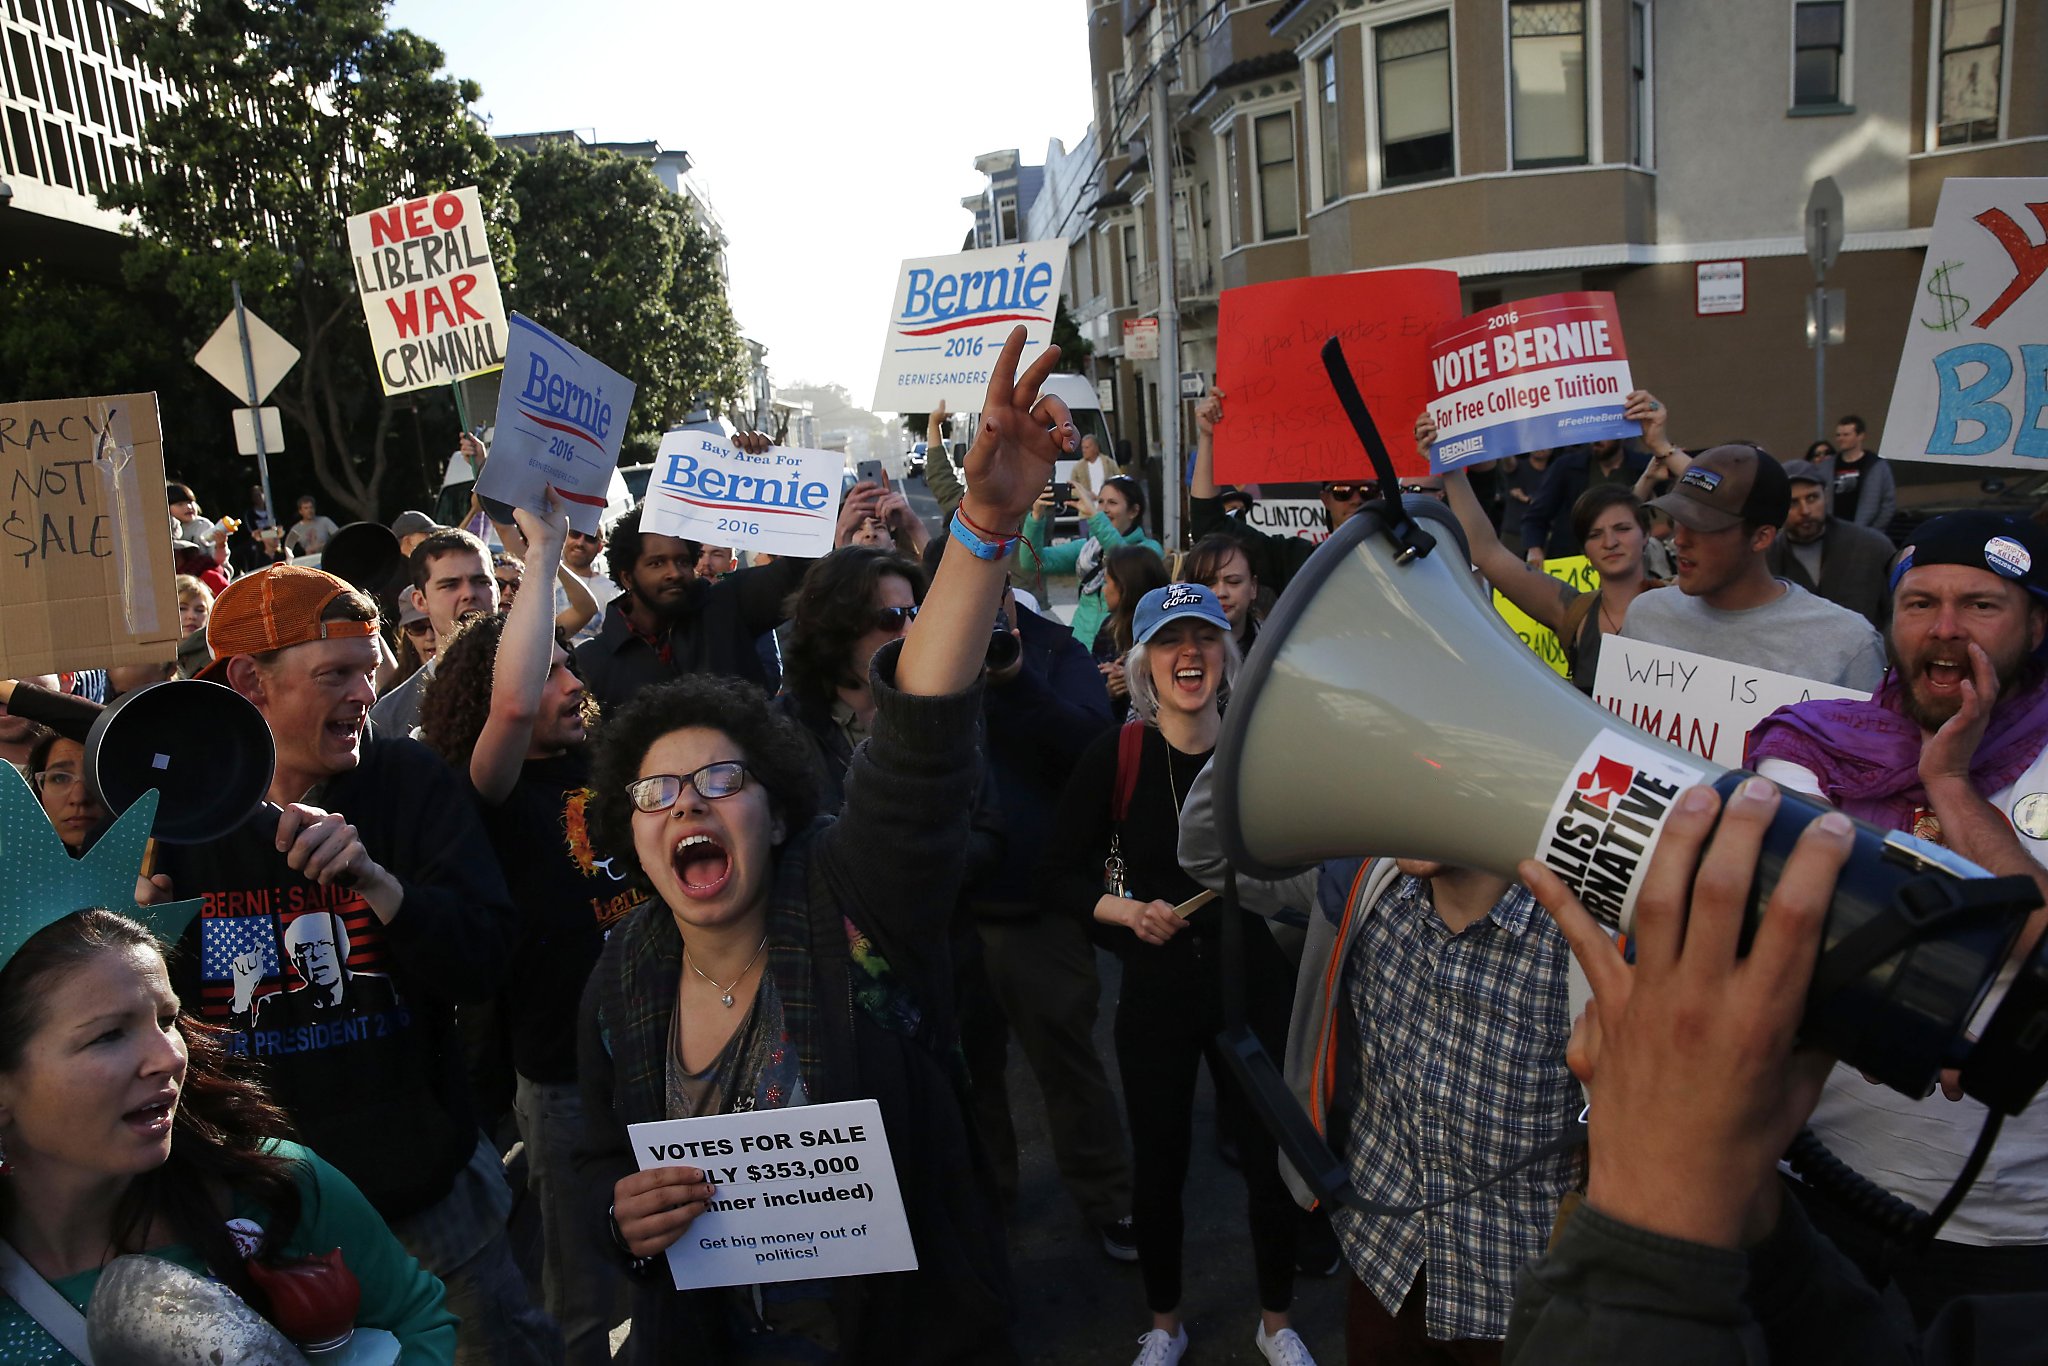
[0,1140,457,1364]
[1023,509,1163,651]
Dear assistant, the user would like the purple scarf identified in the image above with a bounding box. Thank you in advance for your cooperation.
[1746,672,2048,829]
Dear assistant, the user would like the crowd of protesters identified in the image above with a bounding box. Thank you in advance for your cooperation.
[3,325,2046,1366]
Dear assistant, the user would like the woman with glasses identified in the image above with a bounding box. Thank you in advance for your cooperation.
[577,329,1074,1364]
[1023,473,1161,650]
[28,730,106,854]
[775,546,927,815]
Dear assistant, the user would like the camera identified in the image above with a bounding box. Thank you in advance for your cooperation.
[986,621,1021,673]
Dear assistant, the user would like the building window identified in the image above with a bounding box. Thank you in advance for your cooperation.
[1254,111,1299,238]
[1223,126,1242,247]
[1122,224,1141,307]
[998,195,1018,242]
[1936,0,2002,146]
[1509,2,1587,168]
[1196,178,1214,276]
[1317,48,1341,204]
[1792,1,1846,108]
[1629,1,1652,165]
[1376,13,1454,187]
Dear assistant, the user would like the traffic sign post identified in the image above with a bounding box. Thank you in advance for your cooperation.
[195,286,299,528]
[1805,178,1845,443]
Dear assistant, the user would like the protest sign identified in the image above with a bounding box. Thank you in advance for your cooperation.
[644,429,845,559]
[480,314,635,536]
[0,395,180,676]
[873,241,1066,414]
[1881,178,2048,470]
[1212,270,1463,484]
[1242,498,1330,547]
[1427,292,1641,472]
[1592,638,1861,766]
[347,186,507,396]
[1491,555,1596,679]
[628,1099,916,1291]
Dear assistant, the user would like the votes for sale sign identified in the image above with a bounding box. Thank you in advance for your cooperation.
[1426,292,1641,472]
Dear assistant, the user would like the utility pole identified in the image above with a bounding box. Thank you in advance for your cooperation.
[1148,38,1183,550]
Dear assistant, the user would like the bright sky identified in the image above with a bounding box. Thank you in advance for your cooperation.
[388,0,1095,415]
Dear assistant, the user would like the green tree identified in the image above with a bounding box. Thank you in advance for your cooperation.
[504,140,747,459]
[106,0,513,521]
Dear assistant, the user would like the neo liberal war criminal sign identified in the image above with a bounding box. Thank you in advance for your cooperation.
[347,186,508,396]
[0,394,181,676]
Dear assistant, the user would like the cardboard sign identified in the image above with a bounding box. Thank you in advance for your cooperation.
[1881,178,2048,470]
[1213,269,1463,484]
[0,395,180,675]
[873,241,1066,414]
[1492,555,1597,679]
[1427,292,1641,472]
[481,315,636,536]
[628,1099,917,1291]
[1591,638,1861,767]
[644,429,844,558]
[347,187,507,396]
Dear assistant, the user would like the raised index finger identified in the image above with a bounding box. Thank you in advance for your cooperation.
[1012,337,1064,414]
[984,325,1028,411]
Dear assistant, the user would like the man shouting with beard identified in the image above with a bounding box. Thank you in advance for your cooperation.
[1746,510,2048,1327]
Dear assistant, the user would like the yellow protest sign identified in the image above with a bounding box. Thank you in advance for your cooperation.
[1491,555,1600,677]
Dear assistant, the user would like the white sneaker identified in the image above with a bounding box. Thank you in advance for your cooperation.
[1256,1322,1318,1366]
[1131,1324,1188,1366]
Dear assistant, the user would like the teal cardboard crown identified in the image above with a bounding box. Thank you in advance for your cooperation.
[0,763,202,975]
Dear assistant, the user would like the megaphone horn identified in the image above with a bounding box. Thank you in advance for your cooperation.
[1211,343,2043,1111]
[85,680,276,845]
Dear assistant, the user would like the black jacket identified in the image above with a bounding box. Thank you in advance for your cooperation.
[1765,516,1894,628]
[575,556,809,708]
[163,737,516,1218]
[1189,494,1320,596]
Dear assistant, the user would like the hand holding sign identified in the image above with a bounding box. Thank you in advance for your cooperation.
[958,326,1074,530]
[615,1165,718,1259]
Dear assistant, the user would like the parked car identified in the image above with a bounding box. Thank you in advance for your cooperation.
[1886,471,2048,545]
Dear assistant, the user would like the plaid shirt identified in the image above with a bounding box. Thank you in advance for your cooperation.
[1329,874,1578,1341]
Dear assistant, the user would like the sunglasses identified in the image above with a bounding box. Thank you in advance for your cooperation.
[871,605,920,631]
[1361,482,1447,500]
[402,620,434,638]
[626,761,751,813]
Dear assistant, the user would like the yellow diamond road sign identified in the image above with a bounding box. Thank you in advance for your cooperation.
[195,308,300,404]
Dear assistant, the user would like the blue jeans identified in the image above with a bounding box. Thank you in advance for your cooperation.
[392,1134,563,1366]
[515,1074,628,1366]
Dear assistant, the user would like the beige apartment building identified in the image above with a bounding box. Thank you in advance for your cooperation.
[1034,0,2045,474]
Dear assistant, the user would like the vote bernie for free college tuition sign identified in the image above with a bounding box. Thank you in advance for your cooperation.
[1882,177,2048,471]
[872,241,1066,415]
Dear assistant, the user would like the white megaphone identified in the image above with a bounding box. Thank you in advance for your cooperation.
[1209,338,2048,1118]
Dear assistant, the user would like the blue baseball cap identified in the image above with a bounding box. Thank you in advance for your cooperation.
[1133,582,1232,643]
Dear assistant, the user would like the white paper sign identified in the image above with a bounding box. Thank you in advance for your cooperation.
[1592,638,1863,768]
[644,429,844,558]
[346,187,507,396]
[1881,177,2048,470]
[481,314,636,536]
[628,1099,917,1291]
[872,240,1066,414]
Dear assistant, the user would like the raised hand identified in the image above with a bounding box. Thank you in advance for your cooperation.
[1194,390,1225,438]
[958,326,1073,529]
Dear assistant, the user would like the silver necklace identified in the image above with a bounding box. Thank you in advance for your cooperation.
[684,936,769,1008]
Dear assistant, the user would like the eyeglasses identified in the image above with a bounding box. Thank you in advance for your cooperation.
[1323,484,1366,500]
[871,605,919,631]
[626,761,751,813]
[32,770,81,794]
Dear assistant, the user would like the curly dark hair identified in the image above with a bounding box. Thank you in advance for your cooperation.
[780,548,927,721]
[0,910,302,1326]
[605,502,701,593]
[586,674,822,886]
[418,609,594,771]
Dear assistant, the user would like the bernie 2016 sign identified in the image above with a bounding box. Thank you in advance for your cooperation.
[1882,177,2048,470]
[872,241,1066,415]
[346,186,508,396]
[1426,292,1641,472]
[644,430,845,559]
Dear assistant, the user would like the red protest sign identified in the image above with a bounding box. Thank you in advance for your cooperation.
[1213,269,1463,483]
